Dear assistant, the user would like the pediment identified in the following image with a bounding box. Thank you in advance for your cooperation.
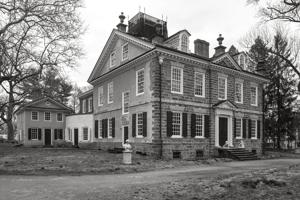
[25,97,72,111]
[213,100,237,110]
[87,29,154,83]
[212,53,242,70]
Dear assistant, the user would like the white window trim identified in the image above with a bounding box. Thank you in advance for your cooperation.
[194,72,205,98]
[250,86,258,106]
[98,119,103,139]
[67,128,72,141]
[235,81,243,104]
[44,112,51,121]
[136,112,144,138]
[108,118,113,138]
[82,127,89,141]
[56,113,63,122]
[236,118,243,139]
[218,76,227,100]
[171,66,183,94]
[109,51,116,68]
[121,43,128,61]
[136,68,145,96]
[122,91,130,115]
[171,112,182,138]
[82,99,86,113]
[31,111,38,121]
[30,128,38,140]
[98,86,103,107]
[107,82,113,104]
[195,114,205,138]
[251,120,258,139]
[88,97,93,112]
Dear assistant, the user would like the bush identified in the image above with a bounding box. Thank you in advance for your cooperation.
[53,140,73,148]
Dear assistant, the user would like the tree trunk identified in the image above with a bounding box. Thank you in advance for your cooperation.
[7,83,15,141]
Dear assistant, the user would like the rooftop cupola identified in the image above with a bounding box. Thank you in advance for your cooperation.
[214,34,226,57]
[116,12,127,32]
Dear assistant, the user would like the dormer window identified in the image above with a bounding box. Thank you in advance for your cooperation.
[122,43,128,61]
[110,51,116,68]
[239,54,248,70]
[181,34,188,52]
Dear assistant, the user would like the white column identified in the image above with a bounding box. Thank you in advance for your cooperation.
[228,116,233,147]
[215,115,219,147]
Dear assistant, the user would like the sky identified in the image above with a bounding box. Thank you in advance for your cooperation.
[71,0,262,87]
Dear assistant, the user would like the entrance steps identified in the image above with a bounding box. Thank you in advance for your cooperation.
[218,148,259,161]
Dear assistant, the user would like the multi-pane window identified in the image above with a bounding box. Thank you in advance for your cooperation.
[239,54,245,69]
[98,86,104,106]
[122,91,130,114]
[251,120,257,138]
[172,112,181,137]
[88,98,93,112]
[195,72,205,97]
[44,112,51,121]
[122,43,128,61]
[137,113,144,137]
[250,86,258,106]
[195,115,204,137]
[110,51,116,68]
[99,120,102,138]
[31,111,38,121]
[68,128,72,141]
[108,118,113,138]
[136,69,144,95]
[236,118,242,138]
[235,82,243,103]
[57,113,63,122]
[171,67,183,94]
[31,128,38,140]
[218,76,227,100]
[181,34,188,52]
[108,82,113,103]
[55,129,63,140]
[82,99,86,113]
[83,127,89,140]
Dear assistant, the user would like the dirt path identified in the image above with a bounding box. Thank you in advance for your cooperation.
[1,158,300,200]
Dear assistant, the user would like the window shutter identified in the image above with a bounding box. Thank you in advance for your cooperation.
[191,114,196,138]
[257,120,261,139]
[28,128,32,140]
[204,115,210,138]
[54,129,57,140]
[248,119,252,138]
[182,113,188,137]
[95,120,98,138]
[102,120,105,138]
[38,128,42,140]
[143,112,147,137]
[167,111,173,137]
[112,118,115,138]
[242,119,247,139]
[233,118,236,138]
[132,114,136,137]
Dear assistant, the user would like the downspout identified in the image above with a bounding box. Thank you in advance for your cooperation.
[158,56,164,159]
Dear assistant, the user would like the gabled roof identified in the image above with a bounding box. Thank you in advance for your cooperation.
[165,29,191,41]
[87,29,155,83]
[78,89,93,99]
[212,52,242,70]
[213,100,237,110]
[16,97,73,114]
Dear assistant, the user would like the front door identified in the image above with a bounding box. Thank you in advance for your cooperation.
[123,126,129,144]
[219,117,228,146]
[74,128,79,147]
[44,129,51,146]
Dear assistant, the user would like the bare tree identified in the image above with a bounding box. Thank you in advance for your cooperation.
[0,0,84,140]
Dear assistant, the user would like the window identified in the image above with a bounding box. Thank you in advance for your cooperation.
[98,86,104,106]
[88,97,93,112]
[172,112,181,137]
[108,118,113,138]
[83,127,89,140]
[57,113,63,122]
[31,111,38,121]
[68,128,72,141]
[239,54,245,69]
[122,91,130,114]
[218,76,227,100]
[236,118,242,138]
[195,72,205,97]
[108,82,113,104]
[181,34,188,52]
[195,115,204,138]
[99,119,102,138]
[82,99,86,113]
[31,128,38,140]
[235,82,243,103]
[136,69,144,95]
[137,113,144,137]
[251,120,257,139]
[122,43,128,61]
[110,51,116,68]
[171,67,183,94]
[54,129,63,140]
[44,112,51,121]
[250,86,258,106]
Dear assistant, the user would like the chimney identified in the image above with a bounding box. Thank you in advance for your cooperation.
[214,34,226,57]
[152,22,164,44]
[194,39,209,58]
[116,12,127,32]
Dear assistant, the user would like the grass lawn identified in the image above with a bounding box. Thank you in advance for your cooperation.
[0,144,216,175]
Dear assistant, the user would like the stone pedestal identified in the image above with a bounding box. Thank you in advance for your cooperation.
[123,150,132,164]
